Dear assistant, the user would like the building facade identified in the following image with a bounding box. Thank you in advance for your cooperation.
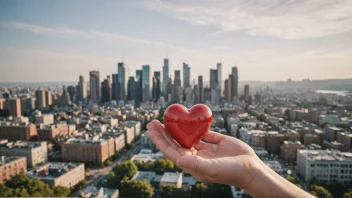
[0,141,48,167]
[0,156,27,184]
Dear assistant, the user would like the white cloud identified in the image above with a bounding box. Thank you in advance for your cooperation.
[212,45,231,50]
[145,0,352,39]
[0,21,184,50]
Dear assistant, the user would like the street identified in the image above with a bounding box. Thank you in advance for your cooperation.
[71,140,141,197]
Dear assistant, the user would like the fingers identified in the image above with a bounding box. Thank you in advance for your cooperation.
[152,120,180,149]
[202,131,226,144]
[147,121,192,163]
[194,140,207,150]
[176,155,215,177]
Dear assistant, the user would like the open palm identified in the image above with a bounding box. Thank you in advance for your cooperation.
[147,120,262,188]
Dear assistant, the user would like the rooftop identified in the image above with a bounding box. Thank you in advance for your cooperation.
[65,137,107,145]
[299,150,352,161]
[160,172,182,183]
[28,162,83,179]
[0,156,25,166]
[1,141,45,149]
[131,171,156,183]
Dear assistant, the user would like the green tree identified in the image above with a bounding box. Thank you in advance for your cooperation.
[324,181,348,198]
[309,185,333,198]
[120,179,154,198]
[53,185,71,197]
[107,161,137,188]
[0,184,13,197]
[343,191,352,198]
[192,183,209,198]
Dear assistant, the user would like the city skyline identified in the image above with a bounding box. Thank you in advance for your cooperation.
[1,0,352,82]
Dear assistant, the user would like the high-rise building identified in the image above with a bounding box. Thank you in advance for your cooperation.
[231,66,238,99]
[127,76,140,107]
[67,86,76,103]
[101,76,112,103]
[167,77,173,103]
[111,74,119,101]
[135,70,143,102]
[117,62,129,101]
[76,75,87,102]
[153,71,161,101]
[210,69,220,104]
[217,63,222,95]
[89,70,100,103]
[142,65,150,101]
[244,84,250,102]
[225,75,232,101]
[173,70,182,103]
[60,86,71,107]
[162,59,169,96]
[183,63,190,88]
[45,91,52,106]
[198,76,204,103]
[8,98,21,118]
[35,89,46,109]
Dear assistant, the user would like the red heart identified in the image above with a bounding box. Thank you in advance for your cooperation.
[164,104,213,149]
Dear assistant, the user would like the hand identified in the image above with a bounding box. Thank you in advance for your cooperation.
[146,120,262,190]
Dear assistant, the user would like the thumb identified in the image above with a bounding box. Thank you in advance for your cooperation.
[176,155,213,174]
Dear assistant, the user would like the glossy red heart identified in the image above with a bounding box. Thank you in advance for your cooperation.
[164,104,213,149]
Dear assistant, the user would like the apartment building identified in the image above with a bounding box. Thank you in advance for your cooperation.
[0,141,47,167]
[61,137,115,163]
[297,150,352,184]
[28,162,85,187]
[0,156,27,184]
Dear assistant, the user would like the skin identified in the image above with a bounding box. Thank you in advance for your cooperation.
[147,120,314,198]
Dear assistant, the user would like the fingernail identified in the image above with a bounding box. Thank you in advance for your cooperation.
[146,123,154,130]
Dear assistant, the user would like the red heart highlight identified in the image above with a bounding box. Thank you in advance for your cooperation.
[164,104,213,149]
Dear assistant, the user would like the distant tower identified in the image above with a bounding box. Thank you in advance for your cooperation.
[183,62,190,88]
[77,75,87,102]
[117,62,128,101]
[89,70,100,103]
[142,65,151,101]
[225,75,232,101]
[101,76,112,103]
[174,70,182,103]
[231,66,238,99]
[244,84,250,99]
[217,63,222,95]
[153,71,161,101]
[210,69,219,104]
[162,58,169,96]
[111,74,119,101]
[198,76,204,103]
[8,98,21,118]
[35,89,46,109]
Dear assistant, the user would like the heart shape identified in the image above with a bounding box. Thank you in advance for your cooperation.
[164,104,213,149]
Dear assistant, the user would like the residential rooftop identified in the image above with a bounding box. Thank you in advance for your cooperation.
[28,162,83,179]
[131,171,156,183]
[0,156,25,166]
[160,172,182,183]
[298,150,352,161]
[1,141,44,149]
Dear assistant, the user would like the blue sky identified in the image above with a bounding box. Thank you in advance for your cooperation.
[0,0,352,82]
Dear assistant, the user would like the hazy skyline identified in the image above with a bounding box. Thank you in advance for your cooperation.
[0,0,352,82]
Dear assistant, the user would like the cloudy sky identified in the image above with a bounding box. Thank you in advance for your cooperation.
[0,0,351,82]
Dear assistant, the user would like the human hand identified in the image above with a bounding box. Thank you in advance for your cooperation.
[146,120,262,190]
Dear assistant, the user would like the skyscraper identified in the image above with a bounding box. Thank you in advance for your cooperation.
[35,89,46,109]
[60,86,71,107]
[152,71,161,101]
[183,62,190,88]
[8,98,21,118]
[225,74,232,101]
[210,69,219,104]
[142,65,150,101]
[217,63,222,95]
[101,76,112,103]
[89,71,100,102]
[135,70,143,102]
[127,76,141,107]
[174,70,182,103]
[67,86,76,103]
[77,75,87,102]
[231,67,239,99]
[111,74,119,101]
[244,84,250,103]
[118,62,129,101]
[162,58,169,96]
[45,91,52,106]
[198,76,204,103]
